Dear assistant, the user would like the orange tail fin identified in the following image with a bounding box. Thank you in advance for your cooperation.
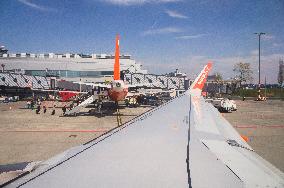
[114,35,120,80]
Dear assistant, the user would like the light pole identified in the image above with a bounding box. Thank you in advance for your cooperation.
[254,32,265,97]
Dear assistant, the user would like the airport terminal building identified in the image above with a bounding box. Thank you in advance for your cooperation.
[0,49,147,83]
[0,47,191,93]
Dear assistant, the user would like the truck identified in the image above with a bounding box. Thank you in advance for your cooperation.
[206,98,237,112]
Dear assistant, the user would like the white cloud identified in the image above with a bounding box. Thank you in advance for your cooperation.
[215,54,284,83]
[262,34,275,41]
[103,0,182,6]
[183,54,284,83]
[18,0,55,12]
[273,43,281,47]
[165,10,188,19]
[175,34,207,40]
[250,49,259,56]
[142,27,183,36]
[144,53,284,83]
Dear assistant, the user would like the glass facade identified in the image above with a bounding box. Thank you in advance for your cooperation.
[26,70,114,78]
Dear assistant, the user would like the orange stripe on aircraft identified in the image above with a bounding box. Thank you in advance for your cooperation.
[193,62,212,90]
[114,35,120,80]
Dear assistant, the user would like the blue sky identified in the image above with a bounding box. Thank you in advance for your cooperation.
[0,0,284,83]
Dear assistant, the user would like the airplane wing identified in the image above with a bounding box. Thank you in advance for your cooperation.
[4,63,284,188]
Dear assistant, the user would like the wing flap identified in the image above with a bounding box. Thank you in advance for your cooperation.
[188,131,242,187]
[202,139,284,187]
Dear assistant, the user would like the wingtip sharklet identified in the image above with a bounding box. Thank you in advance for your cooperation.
[189,62,213,96]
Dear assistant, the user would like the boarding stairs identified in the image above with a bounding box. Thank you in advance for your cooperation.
[65,94,94,116]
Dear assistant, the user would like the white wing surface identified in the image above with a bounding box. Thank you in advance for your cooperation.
[4,63,284,188]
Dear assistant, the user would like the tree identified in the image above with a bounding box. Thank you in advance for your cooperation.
[214,72,223,83]
[233,62,253,86]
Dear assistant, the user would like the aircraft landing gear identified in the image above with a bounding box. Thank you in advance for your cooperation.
[116,102,122,127]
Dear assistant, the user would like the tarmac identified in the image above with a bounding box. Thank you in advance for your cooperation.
[0,101,152,166]
[223,99,284,172]
[0,99,283,174]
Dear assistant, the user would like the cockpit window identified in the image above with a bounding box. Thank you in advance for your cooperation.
[116,82,121,87]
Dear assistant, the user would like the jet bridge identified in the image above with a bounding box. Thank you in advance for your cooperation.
[125,73,187,90]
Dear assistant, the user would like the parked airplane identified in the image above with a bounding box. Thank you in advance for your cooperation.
[3,62,284,187]
[59,35,165,105]
[107,35,128,102]
[43,36,129,116]
[86,35,153,101]
[52,35,127,103]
